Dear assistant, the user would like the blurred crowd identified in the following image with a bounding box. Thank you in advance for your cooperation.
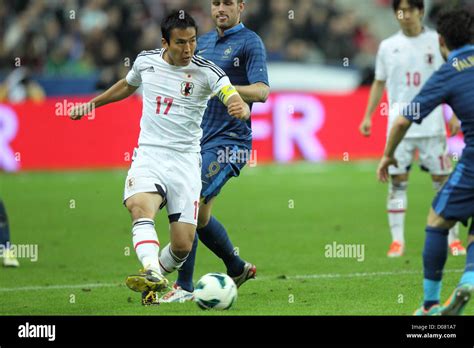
[0,0,471,94]
[0,0,382,83]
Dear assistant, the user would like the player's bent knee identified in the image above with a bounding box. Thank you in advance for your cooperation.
[125,200,153,220]
[197,213,211,229]
[427,208,455,229]
[197,201,213,229]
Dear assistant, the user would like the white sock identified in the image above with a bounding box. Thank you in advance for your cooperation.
[132,218,161,274]
[433,181,460,245]
[387,181,408,244]
[448,224,460,245]
[159,243,188,275]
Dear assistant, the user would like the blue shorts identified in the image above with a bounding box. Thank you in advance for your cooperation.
[200,145,248,204]
[432,162,474,227]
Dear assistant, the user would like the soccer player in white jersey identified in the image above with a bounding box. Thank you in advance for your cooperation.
[69,11,250,304]
[359,0,466,257]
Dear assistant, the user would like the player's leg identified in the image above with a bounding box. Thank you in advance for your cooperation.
[195,198,254,287]
[387,138,414,257]
[0,198,19,267]
[156,150,201,303]
[160,221,196,275]
[122,147,171,295]
[124,191,169,293]
[416,161,474,315]
[421,135,466,255]
[432,175,466,256]
[414,207,455,315]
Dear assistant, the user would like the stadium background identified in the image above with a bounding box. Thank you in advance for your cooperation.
[1,0,473,316]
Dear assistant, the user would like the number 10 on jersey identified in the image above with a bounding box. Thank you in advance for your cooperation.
[156,96,174,115]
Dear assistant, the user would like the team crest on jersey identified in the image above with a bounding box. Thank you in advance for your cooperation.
[181,82,194,97]
[223,46,232,59]
[426,53,434,65]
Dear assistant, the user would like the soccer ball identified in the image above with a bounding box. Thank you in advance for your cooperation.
[194,273,238,310]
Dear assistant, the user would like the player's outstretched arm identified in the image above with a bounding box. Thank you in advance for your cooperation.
[359,80,386,137]
[69,79,138,120]
[225,93,250,121]
[235,82,270,103]
[377,115,412,182]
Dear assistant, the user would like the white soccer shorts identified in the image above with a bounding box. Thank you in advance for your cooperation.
[388,136,452,176]
[123,146,202,226]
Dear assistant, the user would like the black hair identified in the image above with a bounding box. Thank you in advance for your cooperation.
[392,0,424,12]
[437,9,474,50]
[161,10,198,44]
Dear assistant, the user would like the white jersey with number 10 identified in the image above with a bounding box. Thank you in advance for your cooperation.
[375,27,446,138]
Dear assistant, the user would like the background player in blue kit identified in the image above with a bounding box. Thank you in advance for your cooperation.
[377,9,474,315]
[160,0,269,303]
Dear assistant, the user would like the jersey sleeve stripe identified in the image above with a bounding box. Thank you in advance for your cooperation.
[193,56,226,76]
[192,59,225,78]
[138,49,164,57]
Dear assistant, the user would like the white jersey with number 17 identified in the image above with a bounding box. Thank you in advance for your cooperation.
[126,49,233,152]
[375,28,446,138]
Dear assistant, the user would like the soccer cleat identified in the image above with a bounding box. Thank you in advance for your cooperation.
[125,269,169,293]
[142,291,160,306]
[413,304,442,316]
[231,262,256,288]
[440,284,474,315]
[159,283,194,303]
[387,241,404,258]
[2,249,20,267]
[449,240,467,256]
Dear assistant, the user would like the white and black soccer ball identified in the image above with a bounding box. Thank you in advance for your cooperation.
[194,273,238,310]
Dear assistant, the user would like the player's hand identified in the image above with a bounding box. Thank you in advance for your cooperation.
[228,101,250,120]
[377,155,397,183]
[448,116,461,137]
[359,118,372,137]
[69,103,93,121]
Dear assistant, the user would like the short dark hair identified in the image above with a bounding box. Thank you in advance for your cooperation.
[437,9,474,51]
[392,0,424,12]
[161,10,198,44]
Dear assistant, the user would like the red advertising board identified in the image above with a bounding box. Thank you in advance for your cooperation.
[0,89,464,171]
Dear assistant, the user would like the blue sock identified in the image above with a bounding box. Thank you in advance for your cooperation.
[176,236,198,292]
[197,216,245,277]
[459,243,474,285]
[0,199,11,247]
[423,226,448,309]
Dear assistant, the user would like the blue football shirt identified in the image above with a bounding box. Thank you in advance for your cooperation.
[196,23,269,151]
[404,45,474,160]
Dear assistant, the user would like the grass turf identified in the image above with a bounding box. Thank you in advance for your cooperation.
[0,162,470,315]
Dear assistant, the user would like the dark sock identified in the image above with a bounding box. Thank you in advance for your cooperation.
[0,199,11,246]
[197,216,245,277]
[460,243,474,285]
[176,236,198,292]
[423,226,448,309]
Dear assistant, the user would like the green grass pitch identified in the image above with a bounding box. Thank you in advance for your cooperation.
[0,162,470,315]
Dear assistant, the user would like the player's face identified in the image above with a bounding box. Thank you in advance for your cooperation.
[162,27,197,66]
[395,0,423,32]
[211,0,244,31]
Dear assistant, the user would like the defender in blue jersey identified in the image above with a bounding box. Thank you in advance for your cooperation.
[377,9,474,315]
[159,0,269,303]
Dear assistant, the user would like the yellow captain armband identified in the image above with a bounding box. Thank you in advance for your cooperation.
[217,85,238,104]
